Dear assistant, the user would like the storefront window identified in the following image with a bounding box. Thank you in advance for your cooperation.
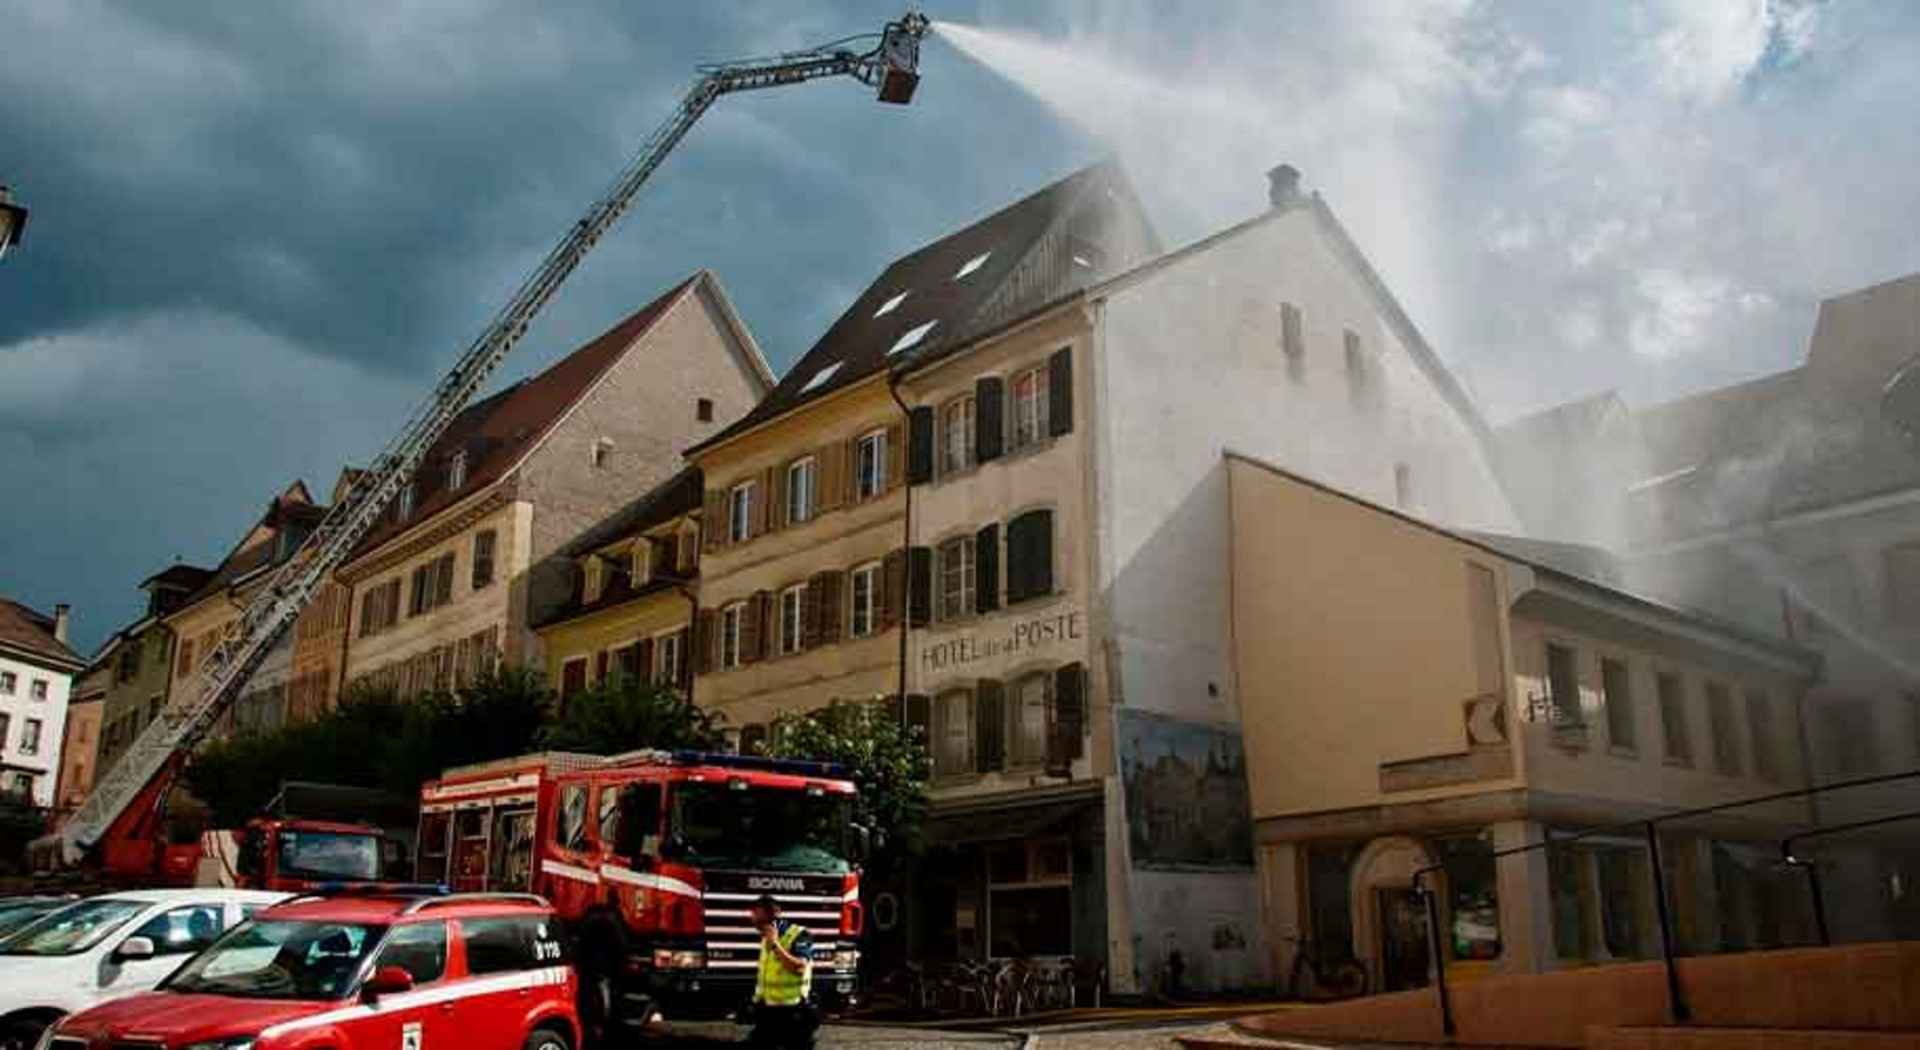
[1437,836,1501,961]
[986,838,1072,958]
[1306,842,1361,955]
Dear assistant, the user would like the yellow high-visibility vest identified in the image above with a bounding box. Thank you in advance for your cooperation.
[755,920,813,1006]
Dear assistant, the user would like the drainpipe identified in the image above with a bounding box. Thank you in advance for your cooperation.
[887,373,915,703]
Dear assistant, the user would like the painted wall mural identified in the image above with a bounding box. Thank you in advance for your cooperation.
[1119,710,1255,870]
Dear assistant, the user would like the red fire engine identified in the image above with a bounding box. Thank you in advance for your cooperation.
[416,750,866,1025]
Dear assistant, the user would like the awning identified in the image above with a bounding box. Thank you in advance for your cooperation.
[925,793,1101,847]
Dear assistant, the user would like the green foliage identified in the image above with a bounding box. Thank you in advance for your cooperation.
[538,675,724,754]
[185,668,550,826]
[765,698,930,870]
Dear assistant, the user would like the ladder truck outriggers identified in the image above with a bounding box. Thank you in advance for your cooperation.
[55,15,929,892]
[418,751,867,1029]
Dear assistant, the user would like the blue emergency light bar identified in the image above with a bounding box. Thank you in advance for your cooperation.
[669,749,848,779]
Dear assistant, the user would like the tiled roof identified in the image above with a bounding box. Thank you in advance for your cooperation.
[140,564,215,593]
[696,162,1150,451]
[350,274,700,560]
[561,466,703,558]
[0,598,80,669]
[178,482,319,608]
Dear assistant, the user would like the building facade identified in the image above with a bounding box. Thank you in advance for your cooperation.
[1228,455,1819,992]
[683,161,1520,994]
[340,272,770,699]
[58,663,105,811]
[0,598,82,806]
[93,564,208,777]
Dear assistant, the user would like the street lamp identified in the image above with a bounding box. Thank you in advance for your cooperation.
[0,186,26,263]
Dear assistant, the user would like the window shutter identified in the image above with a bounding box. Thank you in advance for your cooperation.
[809,570,843,645]
[976,680,1006,773]
[1007,509,1054,603]
[904,694,931,753]
[694,610,717,674]
[884,424,906,491]
[754,469,776,537]
[1049,663,1087,773]
[975,376,1005,462]
[801,576,824,649]
[436,553,455,606]
[703,489,728,550]
[975,524,1000,613]
[1048,347,1074,437]
[816,442,847,512]
[908,546,933,628]
[769,463,789,532]
[907,407,935,485]
[881,549,907,630]
[742,591,770,663]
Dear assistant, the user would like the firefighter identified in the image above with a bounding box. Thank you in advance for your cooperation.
[748,895,817,1050]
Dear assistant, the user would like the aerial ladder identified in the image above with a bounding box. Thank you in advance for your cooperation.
[62,12,932,869]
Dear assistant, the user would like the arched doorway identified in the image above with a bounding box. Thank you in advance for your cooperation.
[1349,835,1438,993]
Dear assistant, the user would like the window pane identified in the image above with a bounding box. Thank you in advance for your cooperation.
[1011,675,1048,766]
[557,786,588,851]
[462,917,563,974]
[1602,659,1635,750]
[939,538,974,621]
[373,921,448,985]
[935,691,973,776]
[1657,673,1691,763]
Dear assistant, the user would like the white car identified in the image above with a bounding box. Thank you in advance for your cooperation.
[0,887,288,1050]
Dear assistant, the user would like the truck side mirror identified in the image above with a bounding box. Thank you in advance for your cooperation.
[852,823,872,863]
[113,937,156,963]
[361,965,414,1001]
[237,827,265,877]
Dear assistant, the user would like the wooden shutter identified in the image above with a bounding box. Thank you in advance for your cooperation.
[884,424,906,491]
[908,546,933,628]
[801,576,825,649]
[815,570,843,644]
[769,462,789,532]
[1048,663,1087,773]
[975,524,1000,613]
[816,442,848,512]
[1048,347,1074,437]
[975,376,1005,462]
[880,549,907,630]
[975,680,1005,773]
[694,610,716,674]
[741,591,769,663]
[753,468,776,537]
[907,407,935,485]
[436,552,455,606]
[1007,510,1054,603]
[703,488,728,550]
[904,694,932,754]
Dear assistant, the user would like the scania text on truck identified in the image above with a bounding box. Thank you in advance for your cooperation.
[414,750,866,1028]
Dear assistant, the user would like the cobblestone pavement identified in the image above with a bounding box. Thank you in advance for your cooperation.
[814,1020,1277,1050]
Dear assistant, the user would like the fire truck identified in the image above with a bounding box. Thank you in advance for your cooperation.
[416,750,867,1025]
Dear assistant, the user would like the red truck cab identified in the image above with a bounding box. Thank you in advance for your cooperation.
[46,891,578,1050]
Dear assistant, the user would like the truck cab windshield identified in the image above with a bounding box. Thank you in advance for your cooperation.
[278,830,381,881]
[665,783,851,874]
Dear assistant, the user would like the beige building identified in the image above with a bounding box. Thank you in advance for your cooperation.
[93,564,207,776]
[535,468,701,701]
[287,469,363,722]
[57,664,104,811]
[339,272,770,698]
[1228,453,1820,991]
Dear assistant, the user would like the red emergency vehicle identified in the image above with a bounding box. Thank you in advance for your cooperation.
[46,891,579,1050]
[415,750,866,1025]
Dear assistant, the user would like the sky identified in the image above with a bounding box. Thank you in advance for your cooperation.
[3,0,1918,653]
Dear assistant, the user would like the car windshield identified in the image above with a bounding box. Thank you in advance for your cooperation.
[0,900,66,937]
[166,919,383,1001]
[278,830,380,881]
[0,898,148,956]
[666,782,851,874]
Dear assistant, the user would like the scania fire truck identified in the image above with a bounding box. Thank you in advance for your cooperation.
[416,750,866,1026]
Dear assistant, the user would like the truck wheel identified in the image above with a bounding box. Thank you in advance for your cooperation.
[524,1024,572,1050]
[0,1018,51,1050]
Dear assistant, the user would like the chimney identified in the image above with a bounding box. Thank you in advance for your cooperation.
[1268,164,1303,209]
[52,604,69,645]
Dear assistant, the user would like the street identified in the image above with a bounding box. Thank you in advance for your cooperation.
[642,1019,1279,1050]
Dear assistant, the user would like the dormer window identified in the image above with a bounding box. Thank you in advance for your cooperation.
[631,541,651,586]
[583,558,604,603]
[448,451,468,491]
[592,438,614,470]
[398,483,415,520]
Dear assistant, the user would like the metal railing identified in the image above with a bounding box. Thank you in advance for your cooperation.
[1410,767,1920,1037]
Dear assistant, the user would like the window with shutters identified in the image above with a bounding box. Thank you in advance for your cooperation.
[934,689,974,778]
[1005,509,1056,605]
[583,558,604,604]
[676,528,698,574]
[398,482,415,520]
[1707,682,1741,776]
[779,586,806,657]
[855,430,887,501]
[448,450,468,491]
[786,458,816,525]
[720,603,745,670]
[630,541,651,586]
[849,564,880,638]
[1011,365,1050,452]
[472,529,497,589]
[932,535,975,622]
[728,481,754,544]
[1009,673,1050,767]
[655,631,682,686]
[940,395,975,476]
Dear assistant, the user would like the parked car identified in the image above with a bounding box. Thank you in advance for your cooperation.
[0,887,288,1049]
[47,891,578,1050]
[0,896,75,938]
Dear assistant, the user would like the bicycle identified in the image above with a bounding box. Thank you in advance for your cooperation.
[1286,936,1370,1001]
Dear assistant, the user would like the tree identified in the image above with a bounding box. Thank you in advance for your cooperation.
[538,676,723,754]
[765,698,929,870]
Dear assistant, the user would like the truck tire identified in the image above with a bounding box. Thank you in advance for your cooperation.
[525,1023,572,1050]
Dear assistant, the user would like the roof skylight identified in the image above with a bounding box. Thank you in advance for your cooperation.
[889,320,938,356]
[954,252,991,280]
[800,362,843,393]
[874,291,909,319]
